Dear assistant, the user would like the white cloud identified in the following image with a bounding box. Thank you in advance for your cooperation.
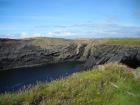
[19,32,45,38]
[68,23,140,38]
[1,33,18,39]
[1,31,74,39]
[1,22,140,39]
[48,31,72,36]
[47,29,74,38]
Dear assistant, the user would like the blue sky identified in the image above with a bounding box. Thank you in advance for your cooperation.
[0,0,140,38]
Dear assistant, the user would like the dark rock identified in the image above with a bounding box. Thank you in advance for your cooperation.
[0,38,140,71]
[83,45,140,69]
[0,39,88,70]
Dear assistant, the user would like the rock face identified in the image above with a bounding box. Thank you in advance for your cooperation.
[84,44,140,69]
[0,38,140,71]
[0,38,90,70]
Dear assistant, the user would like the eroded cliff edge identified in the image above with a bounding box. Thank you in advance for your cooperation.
[0,38,140,70]
[84,44,140,69]
[0,38,91,70]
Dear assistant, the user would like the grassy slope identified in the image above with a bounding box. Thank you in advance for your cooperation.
[0,64,140,105]
[94,38,140,46]
[29,38,140,47]
[1,37,140,46]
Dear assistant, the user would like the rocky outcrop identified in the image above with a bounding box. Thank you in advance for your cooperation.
[0,38,90,70]
[84,44,140,69]
[0,38,140,71]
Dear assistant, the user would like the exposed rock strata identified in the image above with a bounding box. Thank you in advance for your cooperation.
[84,45,140,69]
[0,39,89,70]
[0,38,140,70]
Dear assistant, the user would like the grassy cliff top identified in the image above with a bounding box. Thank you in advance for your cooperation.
[0,37,140,46]
[26,37,140,46]
[96,38,140,46]
[0,64,140,105]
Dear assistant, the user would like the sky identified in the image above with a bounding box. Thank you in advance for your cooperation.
[0,0,140,39]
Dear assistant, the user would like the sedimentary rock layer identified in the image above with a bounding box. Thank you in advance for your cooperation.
[0,38,140,70]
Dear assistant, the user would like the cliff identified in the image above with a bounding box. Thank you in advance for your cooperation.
[84,44,140,69]
[0,38,140,70]
[0,38,90,70]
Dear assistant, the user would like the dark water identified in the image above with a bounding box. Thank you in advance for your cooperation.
[0,62,83,93]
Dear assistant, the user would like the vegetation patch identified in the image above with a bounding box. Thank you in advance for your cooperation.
[0,64,140,105]
[97,38,140,46]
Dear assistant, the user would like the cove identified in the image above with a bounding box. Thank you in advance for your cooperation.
[0,61,83,93]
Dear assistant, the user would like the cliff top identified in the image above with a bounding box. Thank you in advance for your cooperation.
[0,37,140,47]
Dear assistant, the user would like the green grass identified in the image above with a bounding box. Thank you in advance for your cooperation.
[28,37,72,47]
[0,64,140,105]
[30,38,140,47]
[1,37,140,47]
[96,38,140,46]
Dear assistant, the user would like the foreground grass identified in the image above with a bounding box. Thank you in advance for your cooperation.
[0,64,140,105]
